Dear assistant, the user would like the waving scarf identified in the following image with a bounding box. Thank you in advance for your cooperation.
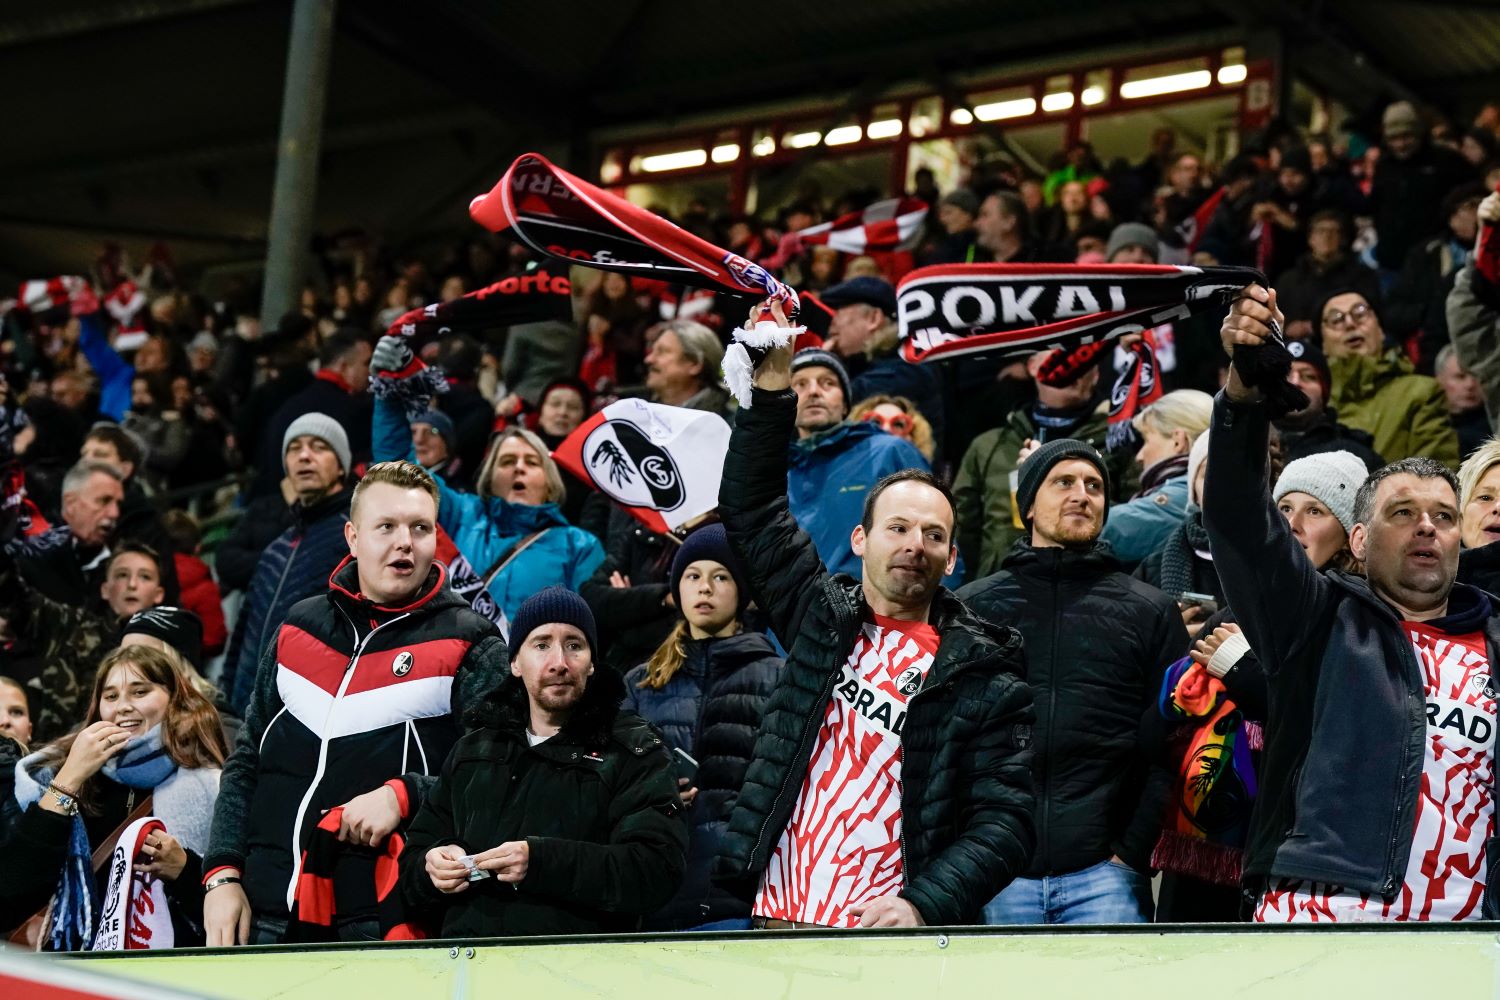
[470,153,797,309]
[1104,330,1163,453]
[470,153,806,407]
[897,262,1308,414]
[1151,656,1262,886]
[794,198,928,255]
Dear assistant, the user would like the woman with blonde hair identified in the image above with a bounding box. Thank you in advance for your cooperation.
[374,385,605,623]
[3,645,224,950]
[849,394,936,462]
[620,524,781,931]
[1100,388,1214,568]
[1457,437,1500,594]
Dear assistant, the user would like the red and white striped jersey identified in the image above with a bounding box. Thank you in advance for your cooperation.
[754,614,939,927]
[1256,623,1496,922]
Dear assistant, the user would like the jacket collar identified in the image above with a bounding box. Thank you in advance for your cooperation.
[791,419,881,460]
[326,556,456,616]
[476,667,628,747]
[1330,572,1494,635]
[292,484,352,529]
[1330,349,1414,398]
[480,495,568,534]
[1000,536,1119,577]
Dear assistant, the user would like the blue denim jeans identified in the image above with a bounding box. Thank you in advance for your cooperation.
[689,918,754,932]
[982,859,1154,925]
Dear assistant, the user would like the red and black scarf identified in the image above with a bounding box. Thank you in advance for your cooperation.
[470,153,799,314]
[896,262,1307,415]
[289,807,425,942]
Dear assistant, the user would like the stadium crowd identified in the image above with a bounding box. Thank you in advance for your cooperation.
[3,95,1500,948]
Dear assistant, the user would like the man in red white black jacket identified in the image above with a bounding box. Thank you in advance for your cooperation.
[202,461,504,944]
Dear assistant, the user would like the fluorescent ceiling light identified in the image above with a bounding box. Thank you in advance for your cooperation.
[1217,64,1247,85]
[1120,69,1212,99]
[867,118,903,139]
[949,108,974,125]
[825,125,862,145]
[752,136,775,157]
[710,143,740,163]
[1081,85,1107,105]
[639,149,707,173]
[1042,92,1075,112]
[974,97,1037,121]
[785,131,822,149]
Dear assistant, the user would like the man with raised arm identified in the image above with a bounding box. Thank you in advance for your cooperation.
[1208,286,1498,921]
[714,301,1036,928]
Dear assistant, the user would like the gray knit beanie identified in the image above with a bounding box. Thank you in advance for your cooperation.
[1273,449,1368,535]
[1106,222,1161,262]
[283,412,352,476]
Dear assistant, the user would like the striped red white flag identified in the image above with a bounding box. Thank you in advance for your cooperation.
[796,198,928,255]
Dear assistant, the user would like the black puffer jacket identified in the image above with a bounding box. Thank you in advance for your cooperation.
[399,670,688,937]
[622,631,782,928]
[713,388,1036,925]
[959,540,1188,875]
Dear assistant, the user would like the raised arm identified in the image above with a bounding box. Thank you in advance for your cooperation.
[1203,287,1332,674]
[717,308,830,647]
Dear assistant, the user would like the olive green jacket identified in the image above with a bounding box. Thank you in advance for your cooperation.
[1329,349,1459,469]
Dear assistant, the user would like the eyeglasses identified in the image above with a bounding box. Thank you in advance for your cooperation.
[1321,302,1374,332]
[862,411,914,436]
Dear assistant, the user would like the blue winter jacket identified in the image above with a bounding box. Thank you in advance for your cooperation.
[374,396,604,622]
[847,353,946,443]
[1098,474,1190,570]
[223,489,352,715]
[787,420,962,583]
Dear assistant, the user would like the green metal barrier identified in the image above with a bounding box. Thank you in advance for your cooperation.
[59,925,1500,999]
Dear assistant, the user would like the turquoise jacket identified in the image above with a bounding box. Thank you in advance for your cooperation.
[1098,474,1190,571]
[374,396,604,622]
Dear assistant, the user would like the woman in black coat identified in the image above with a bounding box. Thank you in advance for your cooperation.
[621,523,782,931]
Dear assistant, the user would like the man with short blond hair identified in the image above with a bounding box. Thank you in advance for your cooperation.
[206,460,504,945]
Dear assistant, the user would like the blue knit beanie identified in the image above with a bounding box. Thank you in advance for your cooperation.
[507,587,598,660]
[670,523,750,613]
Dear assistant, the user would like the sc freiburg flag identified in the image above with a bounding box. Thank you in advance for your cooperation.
[553,399,731,533]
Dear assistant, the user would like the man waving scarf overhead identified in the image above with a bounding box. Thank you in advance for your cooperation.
[469,153,804,406]
[895,262,1309,418]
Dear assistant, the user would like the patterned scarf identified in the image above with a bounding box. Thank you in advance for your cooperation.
[1104,330,1163,453]
[13,726,177,951]
[895,263,1308,415]
[1151,656,1262,886]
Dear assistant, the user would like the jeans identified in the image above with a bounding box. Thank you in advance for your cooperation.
[689,918,754,932]
[982,859,1154,925]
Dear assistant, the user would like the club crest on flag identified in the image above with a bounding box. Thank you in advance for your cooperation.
[585,420,685,511]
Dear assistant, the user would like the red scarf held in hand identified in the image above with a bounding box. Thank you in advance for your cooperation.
[289,807,424,942]
[469,153,799,314]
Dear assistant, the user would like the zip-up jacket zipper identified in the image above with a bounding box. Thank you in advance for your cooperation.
[283,605,411,910]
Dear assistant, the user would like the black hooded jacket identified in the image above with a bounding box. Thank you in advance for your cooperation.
[959,540,1188,874]
[399,670,688,937]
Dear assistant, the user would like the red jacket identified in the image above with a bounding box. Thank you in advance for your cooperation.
[175,552,227,655]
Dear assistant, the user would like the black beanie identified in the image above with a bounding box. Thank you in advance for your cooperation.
[670,523,750,614]
[790,349,853,415]
[119,605,204,669]
[507,586,598,660]
[1014,438,1112,527]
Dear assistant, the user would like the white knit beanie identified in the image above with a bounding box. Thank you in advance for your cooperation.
[1186,432,1211,507]
[1273,449,1368,535]
[283,412,351,476]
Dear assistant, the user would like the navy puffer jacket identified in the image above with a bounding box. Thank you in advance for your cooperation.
[621,631,782,928]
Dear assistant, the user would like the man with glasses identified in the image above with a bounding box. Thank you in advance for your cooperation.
[1273,210,1382,340]
[1318,289,1459,467]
